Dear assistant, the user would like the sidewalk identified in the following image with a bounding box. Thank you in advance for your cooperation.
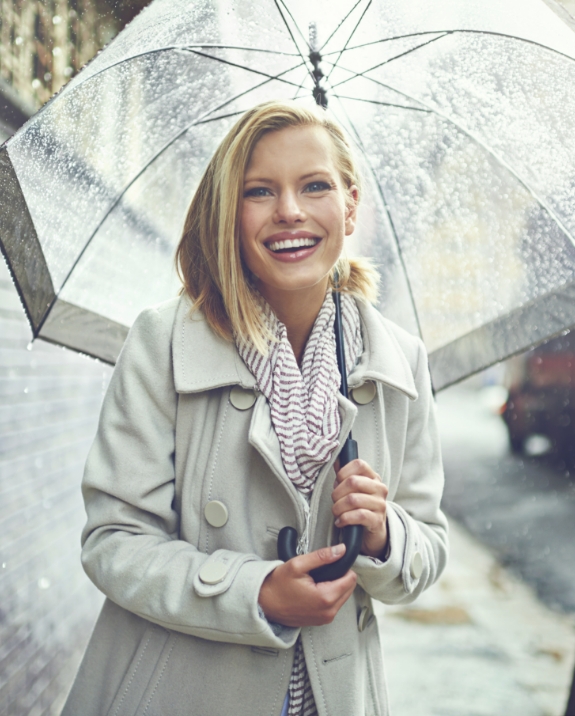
[378,517,575,716]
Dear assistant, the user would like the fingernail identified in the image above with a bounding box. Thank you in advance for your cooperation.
[332,544,345,557]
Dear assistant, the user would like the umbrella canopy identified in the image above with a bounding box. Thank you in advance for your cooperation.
[1,0,575,389]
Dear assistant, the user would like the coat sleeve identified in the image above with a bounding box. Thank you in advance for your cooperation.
[353,336,449,604]
[80,305,298,649]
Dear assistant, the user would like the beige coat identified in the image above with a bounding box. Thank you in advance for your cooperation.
[62,295,448,716]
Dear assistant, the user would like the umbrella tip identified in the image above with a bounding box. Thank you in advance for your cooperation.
[309,21,319,52]
[309,22,327,109]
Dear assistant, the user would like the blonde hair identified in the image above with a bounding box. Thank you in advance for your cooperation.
[176,100,379,350]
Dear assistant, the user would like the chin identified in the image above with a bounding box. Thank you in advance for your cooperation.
[262,275,330,294]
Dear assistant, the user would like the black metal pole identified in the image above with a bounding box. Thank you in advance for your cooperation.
[309,21,327,108]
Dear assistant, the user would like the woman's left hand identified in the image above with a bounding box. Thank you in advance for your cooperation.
[332,459,389,559]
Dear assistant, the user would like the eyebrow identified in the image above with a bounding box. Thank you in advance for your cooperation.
[243,170,333,184]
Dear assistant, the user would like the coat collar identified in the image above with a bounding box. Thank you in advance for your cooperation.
[349,299,418,400]
[173,295,418,400]
[173,295,256,393]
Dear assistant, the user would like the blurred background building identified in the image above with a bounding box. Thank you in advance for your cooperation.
[0,0,149,139]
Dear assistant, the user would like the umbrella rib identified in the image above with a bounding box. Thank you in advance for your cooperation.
[272,0,315,85]
[194,110,249,125]
[325,29,575,65]
[181,48,304,88]
[341,74,575,250]
[275,0,311,48]
[50,70,304,305]
[184,44,299,56]
[319,0,365,52]
[322,30,443,56]
[325,0,373,82]
[331,94,431,113]
[292,67,314,100]
[327,96,425,340]
[329,33,450,90]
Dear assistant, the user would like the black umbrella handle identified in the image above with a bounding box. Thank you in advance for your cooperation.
[276,438,363,582]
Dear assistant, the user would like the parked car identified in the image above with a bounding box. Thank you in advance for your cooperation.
[501,331,575,459]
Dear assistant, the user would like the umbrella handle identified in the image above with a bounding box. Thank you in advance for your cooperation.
[276,438,364,583]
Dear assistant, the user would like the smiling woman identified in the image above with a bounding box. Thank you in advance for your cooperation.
[61,101,448,716]
[176,101,377,358]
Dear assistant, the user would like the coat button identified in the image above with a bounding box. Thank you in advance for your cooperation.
[198,561,228,585]
[357,605,373,632]
[204,500,229,528]
[351,381,377,405]
[410,551,423,579]
[230,385,257,410]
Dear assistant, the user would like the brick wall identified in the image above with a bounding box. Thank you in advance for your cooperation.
[0,256,111,715]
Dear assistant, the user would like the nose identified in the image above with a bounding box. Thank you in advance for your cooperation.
[274,189,305,224]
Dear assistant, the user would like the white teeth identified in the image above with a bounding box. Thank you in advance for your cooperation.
[268,237,319,252]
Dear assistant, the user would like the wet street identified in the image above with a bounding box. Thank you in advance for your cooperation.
[378,379,575,716]
[437,381,575,614]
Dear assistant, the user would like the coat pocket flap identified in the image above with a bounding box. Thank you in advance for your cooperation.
[193,549,259,597]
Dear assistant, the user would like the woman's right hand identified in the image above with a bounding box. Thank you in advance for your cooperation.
[258,544,357,627]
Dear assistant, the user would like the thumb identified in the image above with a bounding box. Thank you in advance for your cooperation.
[294,543,346,575]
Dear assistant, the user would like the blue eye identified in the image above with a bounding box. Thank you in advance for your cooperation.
[244,187,270,197]
[306,181,331,192]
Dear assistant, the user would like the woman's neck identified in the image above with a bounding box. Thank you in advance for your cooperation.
[259,280,329,365]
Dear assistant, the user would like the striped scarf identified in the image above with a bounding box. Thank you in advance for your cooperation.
[236,291,363,716]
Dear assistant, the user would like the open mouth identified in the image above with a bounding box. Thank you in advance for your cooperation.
[266,237,320,253]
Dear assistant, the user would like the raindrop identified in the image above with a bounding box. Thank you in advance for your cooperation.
[53,47,62,57]
[524,434,551,456]
[23,387,28,394]
[31,78,41,89]
[44,72,52,82]
[1,563,5,569]
[26,342,33,351]
[52,15,62,24]
[15,36,23,46]
[38,578,50,590]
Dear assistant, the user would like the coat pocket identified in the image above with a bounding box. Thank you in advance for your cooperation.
[106,623,171,716]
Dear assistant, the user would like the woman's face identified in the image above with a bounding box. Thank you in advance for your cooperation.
[240,125,357,306]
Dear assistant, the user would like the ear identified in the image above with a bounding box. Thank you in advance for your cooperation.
[344,185,359,236]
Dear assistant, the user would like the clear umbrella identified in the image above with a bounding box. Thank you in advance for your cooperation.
[1,0,574,389]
